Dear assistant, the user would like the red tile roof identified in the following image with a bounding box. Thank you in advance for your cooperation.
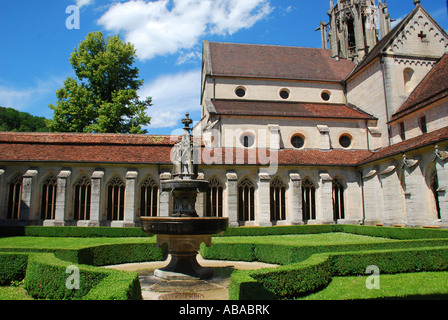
[359,126,448,164]
[0,132,177,164]
[0,128,447,167]
[389,52,448,123]
[211,99,375,120]
[206,42,355,82]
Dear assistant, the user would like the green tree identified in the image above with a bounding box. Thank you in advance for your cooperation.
[0,107,49,132]
[47,31,152,134]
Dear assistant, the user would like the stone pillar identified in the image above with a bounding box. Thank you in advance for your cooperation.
[48,169,71,226]
[353,5,366,60]
[379,164,404,226]
[88,169,104,226]
[124,170,138,227]
[0,169,6,221]
[402,156,427,227]
[20,168,38,224]
[361,168,383,225]
[225,170,239,227]
[288,171,303,225]
[257,170,272,227]
[316,172,334,224]
[159,171,172,217]
[434,147,448,226]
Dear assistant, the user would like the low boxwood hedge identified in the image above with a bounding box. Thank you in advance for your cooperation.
[229,246,448,300]
[0,251,142,300]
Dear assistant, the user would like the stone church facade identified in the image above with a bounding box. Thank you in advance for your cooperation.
[0,1,447,228]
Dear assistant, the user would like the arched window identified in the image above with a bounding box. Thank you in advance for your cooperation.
[140,176,158,217]
[404,68,415,94]
[74,176,91,221]
[41,175,58,220]
[333,178,345,221]
[238,177,255,222]
[7,174,23,220]
[270,177,286,221]
[430,170,442,220]
[302,178,316,221]
[107,177,125,221]
[206,177,223,217]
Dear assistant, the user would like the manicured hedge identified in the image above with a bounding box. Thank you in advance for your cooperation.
[0,226,150,238]
[0,252,142,300]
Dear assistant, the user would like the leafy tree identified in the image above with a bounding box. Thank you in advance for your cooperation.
[0,107,49,132]
[47,31,152,134]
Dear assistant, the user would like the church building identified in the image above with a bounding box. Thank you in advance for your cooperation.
[1,0,447,228]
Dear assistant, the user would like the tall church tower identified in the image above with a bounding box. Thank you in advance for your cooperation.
[326,0,391,62]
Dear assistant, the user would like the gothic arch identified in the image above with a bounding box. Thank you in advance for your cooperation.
[41,174,58,220]
[270,176,287,221]
[332,176,346,221]
[7,173,23,220]
[238,177,255,222]
[107,176,126,221]
[206,176,224,217]
[73,175,92,221]
[140,175,159,217]
[302,176,316,221]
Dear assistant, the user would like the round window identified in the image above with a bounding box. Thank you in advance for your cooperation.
[321,91,331,101]
[291,135,305,149]
[339,134,352,148]
[241,134,254,148]
[235,87,246,98]
[280,89,290,100]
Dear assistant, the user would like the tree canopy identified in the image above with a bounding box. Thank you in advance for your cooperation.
[47,31,152,134]
[0,107,49,132]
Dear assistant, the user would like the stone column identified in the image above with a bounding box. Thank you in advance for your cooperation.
[0,169,6,221]
[49,169,71,226]
[124,170,138,227]
[402,156,427,227]
[288,171,303,225]
[159,171,172,217]
[379,164,404,226]
[361,168,383,225]
[226,170,239,227]
[316,172,334,224]
[257,170,272,227]
[20,168,38,224]
[88,169,104,226]
[434,147,448,225]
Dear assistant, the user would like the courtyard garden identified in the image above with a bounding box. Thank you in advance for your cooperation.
[0,224,447,300]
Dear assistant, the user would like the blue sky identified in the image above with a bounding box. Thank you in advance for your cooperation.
[0,0,447,135]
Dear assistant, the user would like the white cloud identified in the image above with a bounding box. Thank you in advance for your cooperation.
[139,69,201,129]
[76,0,93,8]
[98,0,272,61]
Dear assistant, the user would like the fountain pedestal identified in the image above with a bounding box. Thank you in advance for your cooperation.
[154,234,213,280]
[140,113,228,280]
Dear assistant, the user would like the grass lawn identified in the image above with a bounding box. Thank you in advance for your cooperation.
[299,271,448,300]
[0,285,34,300]
[212,232,397,246]
[0,236,155,250]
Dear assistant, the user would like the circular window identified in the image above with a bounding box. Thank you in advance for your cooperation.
[240,134,254,148]
[321,91,331,101]
[280,89,290,100]
[235,87,246,98]
[291,135,305,149]
[339,134,352,148]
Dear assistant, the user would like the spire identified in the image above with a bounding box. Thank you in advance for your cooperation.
[414,0,421,6]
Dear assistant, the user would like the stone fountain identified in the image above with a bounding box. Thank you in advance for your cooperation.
[140,113,228,280]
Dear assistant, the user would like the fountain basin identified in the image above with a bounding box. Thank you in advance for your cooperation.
[141,217,229,279]
[140,217,228,235]
[161,179,210,192]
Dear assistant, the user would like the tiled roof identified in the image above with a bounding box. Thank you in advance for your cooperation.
[211,99,375,119]
[359,126,448,165]
[199,148,373,166]
[389,52,448,123]
[0,128,447,167]
[206,41,355,82]
[0,132,176,164]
